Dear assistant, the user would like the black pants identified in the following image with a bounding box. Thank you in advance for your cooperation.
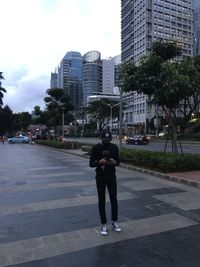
[96,174,118,224]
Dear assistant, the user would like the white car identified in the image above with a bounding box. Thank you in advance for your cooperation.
[8,135,30,144]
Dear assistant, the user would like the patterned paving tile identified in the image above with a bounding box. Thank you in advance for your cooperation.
[0,213,196,267]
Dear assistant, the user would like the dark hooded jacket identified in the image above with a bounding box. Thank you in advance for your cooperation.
[89,142,120,177]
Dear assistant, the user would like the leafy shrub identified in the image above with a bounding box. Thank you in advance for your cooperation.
[36,140,64,148]
[120,148,200,172]
[180,133,200,141]
[36,140,81,149]
[35,141,200,173]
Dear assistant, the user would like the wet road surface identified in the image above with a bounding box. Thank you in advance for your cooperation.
[0,143,200,266]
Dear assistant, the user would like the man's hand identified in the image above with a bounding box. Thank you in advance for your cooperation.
[99,158,116,165]
[98,158,108,165]
[107,158,116,165]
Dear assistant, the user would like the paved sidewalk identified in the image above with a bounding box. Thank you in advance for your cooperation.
[168,171,200,184]
[1,144,200,267]
[63,148,200,188]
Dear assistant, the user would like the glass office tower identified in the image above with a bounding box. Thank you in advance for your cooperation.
[193,0,200,55]
[82,51,102,107]
[57,51,83,110]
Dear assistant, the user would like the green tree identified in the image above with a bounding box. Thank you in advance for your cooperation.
[174,56,200,130]
[18,112,32,132]
[10,113,21,133]
[44,88,74,136]
[121,40,200,153]
[44,88,73,111]
[87,99,120,131]
[0,72,7,107]
[0,105,13,135]
[9,112,32,134]
[31,106,44,125]
[33,105,41,116]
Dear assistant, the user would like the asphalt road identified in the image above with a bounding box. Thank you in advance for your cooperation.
[0,143,200,266]
[65,137,200,154]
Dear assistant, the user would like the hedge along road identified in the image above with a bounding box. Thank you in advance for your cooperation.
[64,137,200,155]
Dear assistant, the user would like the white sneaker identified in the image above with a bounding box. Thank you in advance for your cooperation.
[112,222,122,232]
[100,224,108,236]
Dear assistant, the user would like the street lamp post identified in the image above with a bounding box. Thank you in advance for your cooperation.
[61,107,65,138]
[119,87,123,151]
[155,102,159,138]
[103,95,122,150]
[110,106,113,133]
[57,101,65,139]
[105,103,120,134]
[74,113,77,137]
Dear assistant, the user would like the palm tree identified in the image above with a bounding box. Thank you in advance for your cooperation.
[0,72,7,107]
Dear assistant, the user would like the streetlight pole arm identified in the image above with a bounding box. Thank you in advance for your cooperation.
[103,102,120,134]
[61,107,65,138]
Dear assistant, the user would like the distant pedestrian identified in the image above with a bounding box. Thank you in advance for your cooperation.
[0,136,4,144]
[89,129,122,236]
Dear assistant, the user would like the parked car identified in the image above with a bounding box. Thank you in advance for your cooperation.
[8,135,30,144]
[158,132,166,137]
[115,134,128,141]
[126,134,150,145]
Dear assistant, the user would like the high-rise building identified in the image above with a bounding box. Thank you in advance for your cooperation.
[121,0,193,133]
[50,72,57,88]
[57,58,70,90]
[52,50,118,110]
[102,59,115,95]
[193,0,200,56]
[82,51,102,107]
[56,51,83,110]
[111,55,121,94]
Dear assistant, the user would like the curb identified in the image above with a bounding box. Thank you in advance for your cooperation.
[65,149,200,188]
[119,163,200,188]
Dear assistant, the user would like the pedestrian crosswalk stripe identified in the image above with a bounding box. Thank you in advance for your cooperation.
[0,192,136,216]
[0,213,197,267]
[0,180,95,193]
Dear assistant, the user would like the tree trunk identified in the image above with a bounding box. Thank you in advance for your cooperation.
[171,125,178,154]
[164,108,179,154]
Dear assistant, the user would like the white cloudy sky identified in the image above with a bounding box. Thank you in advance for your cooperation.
[0,0,121,113]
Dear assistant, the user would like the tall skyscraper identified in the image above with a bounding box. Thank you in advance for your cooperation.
[121,0,193,133]
[111,55,121,94]
[52,50,118,110]
[82,51,102,107]
[193,0,200,55]
[56,51,83,110]
[102,59,115,95]
[50,72,57,89]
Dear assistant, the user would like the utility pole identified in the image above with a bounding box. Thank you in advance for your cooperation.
[61,107,65,138]
[110,105,113,133]
[74,113,77,137]
[105,102,120,134]
[119,87,123,152]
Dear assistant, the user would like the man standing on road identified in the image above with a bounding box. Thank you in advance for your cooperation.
[89,129,122,236]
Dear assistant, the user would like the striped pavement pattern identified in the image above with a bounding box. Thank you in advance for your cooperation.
[0,146,199,266]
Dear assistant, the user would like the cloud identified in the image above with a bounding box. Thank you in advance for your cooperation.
[4,75,48,113]
[0,0,121,112]
[4,67,29,86]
